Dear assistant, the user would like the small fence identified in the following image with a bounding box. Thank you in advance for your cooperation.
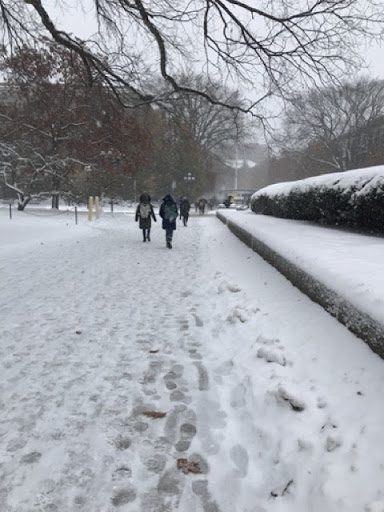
[4,196,104,224]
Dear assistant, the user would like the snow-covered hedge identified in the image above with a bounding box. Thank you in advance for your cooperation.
[251,166,384,231]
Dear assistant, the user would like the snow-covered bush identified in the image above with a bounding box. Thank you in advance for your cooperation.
[251,166,384,231]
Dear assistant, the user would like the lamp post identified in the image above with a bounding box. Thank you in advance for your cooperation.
[183,172,195,197]
[234,142,246,190]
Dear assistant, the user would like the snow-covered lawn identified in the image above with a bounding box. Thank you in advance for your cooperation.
[1,207,384,512]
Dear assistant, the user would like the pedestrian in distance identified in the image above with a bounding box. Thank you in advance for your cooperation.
[198,197,206,215]
[179,197,191,226]
[159,194,178,249]
[135,193,156,242]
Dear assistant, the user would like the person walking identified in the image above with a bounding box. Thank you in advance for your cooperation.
[135,193,157,242]
[198,197,206,215]
[179,197,191,226]
[159,194,178,249]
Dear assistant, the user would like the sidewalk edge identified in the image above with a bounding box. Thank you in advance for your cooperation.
[217,211,384,359]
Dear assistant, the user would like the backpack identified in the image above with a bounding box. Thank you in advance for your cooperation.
[140,203,151,219]
[163,201,176,221]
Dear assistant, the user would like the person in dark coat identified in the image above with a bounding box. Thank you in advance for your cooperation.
[198,197,206,215]
[135,193,156,242]
[179,197,191,226]
[159,194,178,249]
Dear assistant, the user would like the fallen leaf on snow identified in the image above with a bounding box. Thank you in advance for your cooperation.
[176,458,201,474]
[142,411,166,419]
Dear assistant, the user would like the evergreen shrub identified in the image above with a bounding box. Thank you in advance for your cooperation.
[250,167,384,232]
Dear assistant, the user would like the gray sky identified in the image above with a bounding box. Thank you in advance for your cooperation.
[365,43,384,79]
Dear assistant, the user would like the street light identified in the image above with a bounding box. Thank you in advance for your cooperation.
[234,142,245,190]
[184,172,195,196]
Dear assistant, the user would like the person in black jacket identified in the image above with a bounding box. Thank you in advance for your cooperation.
[159,194,178,249]
[179,197,191,226]
[135,193,156,242]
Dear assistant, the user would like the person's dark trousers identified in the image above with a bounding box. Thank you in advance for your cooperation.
[142,229,151,242]
[165,227,174,240]
[165,227,174,248]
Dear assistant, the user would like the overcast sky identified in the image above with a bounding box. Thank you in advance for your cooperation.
[365,43,384,79]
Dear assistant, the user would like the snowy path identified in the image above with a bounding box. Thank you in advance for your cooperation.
[1,210,384,512]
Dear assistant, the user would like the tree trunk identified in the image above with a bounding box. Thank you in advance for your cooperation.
[51,194,59,209]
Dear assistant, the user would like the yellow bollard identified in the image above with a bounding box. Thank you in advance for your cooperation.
[88,196,94,221]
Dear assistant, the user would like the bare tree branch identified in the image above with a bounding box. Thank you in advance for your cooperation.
[0,0,383,118]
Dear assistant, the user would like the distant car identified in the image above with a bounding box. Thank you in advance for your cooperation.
[236,204,249,210]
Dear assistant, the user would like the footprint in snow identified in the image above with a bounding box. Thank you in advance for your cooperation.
[326,435,342,452]
[230,444,249,478]
[257,347,286,366]
[175,423,197,452]
[275,385,306,412]
[110,486,137,507]
[217,280,241,294]
[226,306,248,324]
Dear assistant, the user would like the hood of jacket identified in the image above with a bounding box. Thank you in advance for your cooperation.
[162,194,175,203]
[139,193,151,203]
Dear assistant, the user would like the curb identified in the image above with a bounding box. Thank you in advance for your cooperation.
[217,211,384,359]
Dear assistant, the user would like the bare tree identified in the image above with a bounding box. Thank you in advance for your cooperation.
[0,44,150,207]
[1,0,383,117]
[0,140,79,209]
[158,73,248,154]
[153,72,253,193]
[278,78,384,174]
[136,108,201,198]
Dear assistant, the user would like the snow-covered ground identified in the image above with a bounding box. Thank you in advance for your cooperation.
[1,206,384,512]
